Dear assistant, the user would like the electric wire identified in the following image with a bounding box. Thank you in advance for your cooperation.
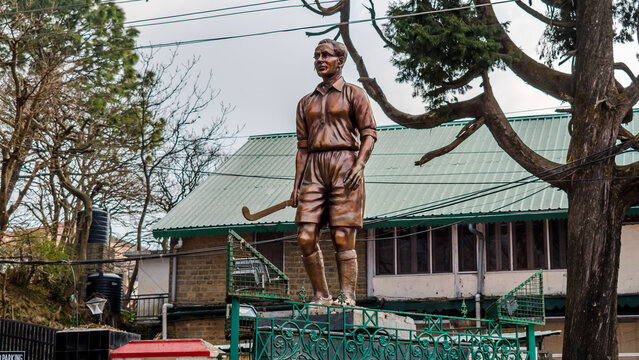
[124,0,293,24]
[134,0,519,51]
[0,0,519,54]
[0,0,315,41]
[1,143,635,266]
[127,2,340,29]
[0,1,635,267]
[0,185,551,265]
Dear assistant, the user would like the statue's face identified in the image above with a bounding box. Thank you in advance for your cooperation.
[314,44,343,79]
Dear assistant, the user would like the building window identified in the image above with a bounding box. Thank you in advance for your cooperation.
[254,232,284,271]
[432,226,452,273]
[486,222,511,271]
[549,219,567,269]
[457,225,477,272]
[485,219,567,272]
[397,227,429,274]
[374,228,395,275]
[374,219,568,275]
[374,226,451,275]
[513,220,547,270]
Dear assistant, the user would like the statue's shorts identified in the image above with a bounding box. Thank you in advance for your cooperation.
[295,150,364,228]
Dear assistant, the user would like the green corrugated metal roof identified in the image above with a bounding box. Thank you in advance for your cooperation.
[153,110,639,238]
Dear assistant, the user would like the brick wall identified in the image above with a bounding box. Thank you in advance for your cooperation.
[170,229,370,342]
[285,231,368,301]
[169,317,227,344]
[171,234,229,305]
[170,230,369,305]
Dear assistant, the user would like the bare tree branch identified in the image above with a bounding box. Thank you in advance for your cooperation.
[618,125,639,151]
[7,161,42,216]
[424,67,484,98]
[364,0,400,52]
[615,62,637,82]
[479,73,564,187]
[415,117,485,166]
[613,127,639,202]
[330,2,485,127]
[301,0,344,16]
[306,24,339,37]
[614,163,639,206]
[360,76,485,127]
[475,0,574,102]
[621,76,639,113]
[514,0,575,27]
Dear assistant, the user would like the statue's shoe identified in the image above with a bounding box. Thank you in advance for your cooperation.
[308,295,333,306]
[332,298,356,307]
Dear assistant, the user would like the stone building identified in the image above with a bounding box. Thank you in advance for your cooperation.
[152,111,639,356]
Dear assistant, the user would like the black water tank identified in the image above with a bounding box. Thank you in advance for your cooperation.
[78,208,110,244]
[86,273,122,313]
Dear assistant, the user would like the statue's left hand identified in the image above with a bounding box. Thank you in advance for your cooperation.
[344,163,364,190]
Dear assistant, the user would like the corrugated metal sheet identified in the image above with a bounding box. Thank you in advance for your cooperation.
[153,111,639,236]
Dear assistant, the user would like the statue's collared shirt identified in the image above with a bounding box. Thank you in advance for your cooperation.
[296,77,377,151]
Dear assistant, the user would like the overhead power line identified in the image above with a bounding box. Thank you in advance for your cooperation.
[0,0,518,64]
[134,0,518,50]
[1,141,635,266]
[125,0,296,25]
[3,0,516,49]
[0,0,334,40]
[127,1,340,29]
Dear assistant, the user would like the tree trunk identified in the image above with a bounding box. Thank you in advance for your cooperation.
[562,2,623,357]
[563,177,625,359]
[125,180,151,301]
[1,271,6,318]
[76,207,92,261]
[125,263,139,301]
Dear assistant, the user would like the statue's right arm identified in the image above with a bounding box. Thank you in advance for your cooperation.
[292,97,309,208]
[291,148,308,207]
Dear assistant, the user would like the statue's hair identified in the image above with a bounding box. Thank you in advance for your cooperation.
[318,39,348,62]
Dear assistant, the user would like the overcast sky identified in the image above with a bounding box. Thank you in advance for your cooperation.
[119,0,639,148]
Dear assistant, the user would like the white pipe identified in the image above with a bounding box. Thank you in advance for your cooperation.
[171,238,183,303]
[468,224,485,328]
[475,293,481,328]
[162,302,174,339]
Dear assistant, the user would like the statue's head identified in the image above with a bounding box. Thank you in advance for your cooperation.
[314,39,347,80]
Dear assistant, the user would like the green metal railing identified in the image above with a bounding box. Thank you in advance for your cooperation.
[243,302,534,359]
[226,230,290,302]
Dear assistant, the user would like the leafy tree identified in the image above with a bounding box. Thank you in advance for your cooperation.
[0,0,138,244]
[303,0,639,358]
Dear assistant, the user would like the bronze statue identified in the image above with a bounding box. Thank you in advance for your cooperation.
[291,39,377,306]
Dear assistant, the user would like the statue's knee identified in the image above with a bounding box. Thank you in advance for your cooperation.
[331,227,356,251]
[298,224,318,255]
